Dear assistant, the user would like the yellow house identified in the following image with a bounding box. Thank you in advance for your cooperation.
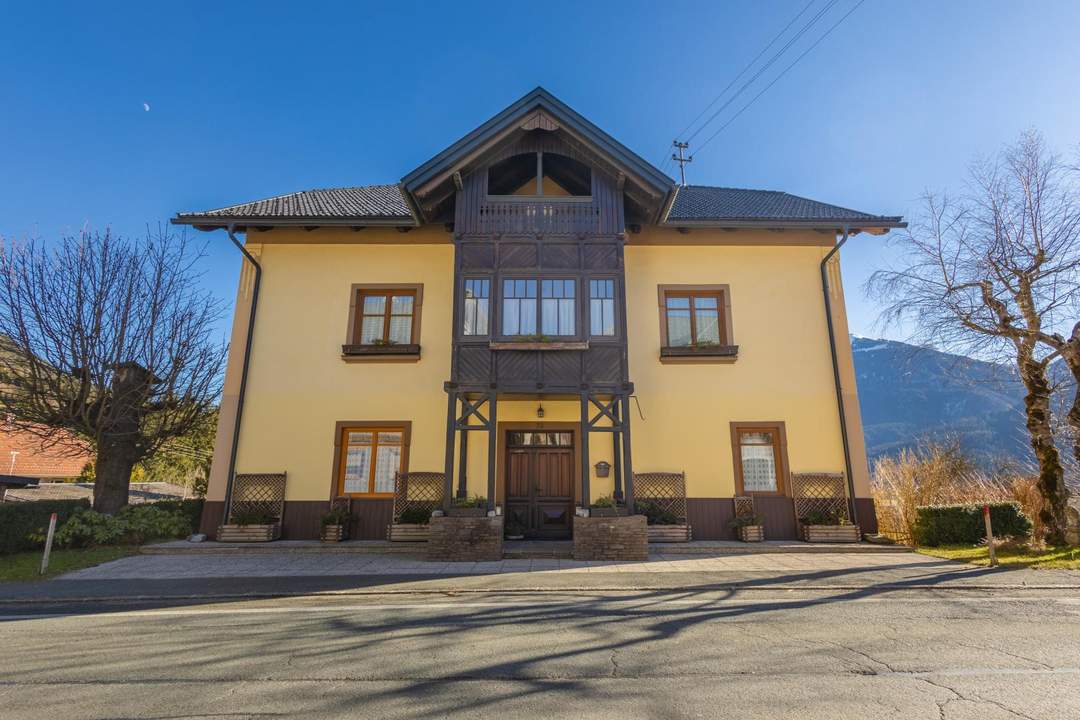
[174,88,903,542]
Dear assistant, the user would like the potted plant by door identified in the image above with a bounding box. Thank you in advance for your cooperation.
[447,495,488,517]
[504,520,526,540]
[320,507,351,542]
[589,495,627,517]
[729,513,765,542]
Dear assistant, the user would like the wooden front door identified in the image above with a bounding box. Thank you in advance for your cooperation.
[505,430,574,539]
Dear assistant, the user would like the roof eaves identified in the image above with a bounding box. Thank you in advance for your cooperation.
[170,215,418,228]
[401,87,673,195]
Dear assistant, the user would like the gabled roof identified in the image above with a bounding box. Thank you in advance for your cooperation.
[401,86,673,199]
[666,185,905,230]
[173,184,415,228]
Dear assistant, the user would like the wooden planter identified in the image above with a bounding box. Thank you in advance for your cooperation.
[321,524,347,543]
[647,524,691,542]
[217,523,281,543]
[388,523,429,542]
[738,525,765,542]
[801,524,861,543]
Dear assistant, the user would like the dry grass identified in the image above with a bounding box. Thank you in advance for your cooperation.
[871,440,1043,545]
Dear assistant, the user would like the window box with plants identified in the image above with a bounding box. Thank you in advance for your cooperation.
[799,510,861,543]
[447,495,490,517]
[636,500,691,542]
[388,506,432,542]
[217,510,281,543]
[729,513,765,542]
[320,507,351,543]
[589,495,628,518]
[489,334,589,352]
[660,341,739,359]
[342,339,421,357]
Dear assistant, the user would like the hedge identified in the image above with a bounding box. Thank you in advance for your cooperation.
[0,499,91,554]
[913,502,1032,547]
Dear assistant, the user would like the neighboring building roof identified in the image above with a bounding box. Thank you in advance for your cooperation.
[174,184,415,228]
[4,482,189,504]
[666,185,904,228]
[0,426,92,479]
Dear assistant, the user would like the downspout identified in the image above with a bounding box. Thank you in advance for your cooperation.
[820,225,858,526]
[222,225,261,525]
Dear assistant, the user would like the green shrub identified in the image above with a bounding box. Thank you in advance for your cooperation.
[153,498,204,534]
[0,499,91,554]
[635,500,679,526]
[451,495,487,508]
[728,513,764,529]
[798,509,850,526]
[913,502,1033,547]
[321,507,351,527]
[398,507,433,525]
[231,508,278,526]
[592,495,614,508]
[45,504,195,548]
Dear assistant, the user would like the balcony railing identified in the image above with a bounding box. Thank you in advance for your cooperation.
[477,199,602,234]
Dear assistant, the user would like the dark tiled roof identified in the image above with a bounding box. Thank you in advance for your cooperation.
[667,185,902,225]
[176,184,414,222]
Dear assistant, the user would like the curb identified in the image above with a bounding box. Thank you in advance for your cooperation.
[3,583,1079,604]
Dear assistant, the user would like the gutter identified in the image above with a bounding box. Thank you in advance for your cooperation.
[820,225,858,526]
[222,225,262,526]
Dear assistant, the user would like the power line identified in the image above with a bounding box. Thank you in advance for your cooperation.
[693,0,867,158]
[672,0,818,146]
[683,0,840,144]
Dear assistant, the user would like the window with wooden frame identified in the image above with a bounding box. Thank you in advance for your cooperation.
[657,284,737,362]
[343,284,423,359]
[589,278,616,337]
[462,278,491,336]
[337,425,407,497]
[730,422,788,496]
[501,278,576,337]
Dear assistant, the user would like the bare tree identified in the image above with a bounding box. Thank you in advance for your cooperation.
[0,229,226,513]
[868,131,1080,544]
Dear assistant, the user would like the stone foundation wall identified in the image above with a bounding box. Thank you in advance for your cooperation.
[427,515,504,561]
[573,515,648,561]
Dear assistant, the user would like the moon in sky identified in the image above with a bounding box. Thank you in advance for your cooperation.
[143,102,151,112]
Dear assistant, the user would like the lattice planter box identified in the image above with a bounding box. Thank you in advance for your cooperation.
[217,523,281,543]
[388,524,430,542]
[738,525,765,542]
[801,524,860,543]
[648,524,691,542]
[321,524,348,543]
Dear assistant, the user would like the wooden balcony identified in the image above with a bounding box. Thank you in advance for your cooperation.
[476,199,605,235]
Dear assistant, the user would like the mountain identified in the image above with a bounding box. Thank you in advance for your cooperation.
[851,336,1037,465]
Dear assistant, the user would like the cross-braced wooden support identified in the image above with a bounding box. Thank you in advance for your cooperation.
[579,390,635,511]
[443,388,498,511]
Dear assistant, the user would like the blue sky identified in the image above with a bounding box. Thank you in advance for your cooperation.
[3,0,1079,341]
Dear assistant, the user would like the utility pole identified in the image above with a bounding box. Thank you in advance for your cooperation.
[671,141,692,186]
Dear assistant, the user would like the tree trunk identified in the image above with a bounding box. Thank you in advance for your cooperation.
[93,435,139,514]
[1019,358,1069,545]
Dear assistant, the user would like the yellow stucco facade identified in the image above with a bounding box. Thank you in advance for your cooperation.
[207,226,870,510]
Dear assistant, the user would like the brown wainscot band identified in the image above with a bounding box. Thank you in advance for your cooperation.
[200,497,878,541]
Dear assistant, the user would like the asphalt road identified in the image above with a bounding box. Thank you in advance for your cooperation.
[2,587,1079,719]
